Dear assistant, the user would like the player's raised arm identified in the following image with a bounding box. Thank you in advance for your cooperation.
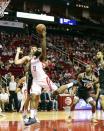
[15,47,30,64]
[36,24,46,61]
[40,29,46,61]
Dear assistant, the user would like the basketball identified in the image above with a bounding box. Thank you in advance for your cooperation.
[36,24,46,34]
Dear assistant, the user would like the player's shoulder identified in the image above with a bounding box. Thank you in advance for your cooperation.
[101,60,104,67]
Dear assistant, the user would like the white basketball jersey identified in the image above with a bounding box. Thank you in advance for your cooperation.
[31,57,47,80]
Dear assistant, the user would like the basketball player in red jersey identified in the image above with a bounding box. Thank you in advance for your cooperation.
[15,24,77,126]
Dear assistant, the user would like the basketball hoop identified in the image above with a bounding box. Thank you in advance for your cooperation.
[0,0,10,18]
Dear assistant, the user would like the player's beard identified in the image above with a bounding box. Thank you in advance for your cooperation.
[33,50,41,57]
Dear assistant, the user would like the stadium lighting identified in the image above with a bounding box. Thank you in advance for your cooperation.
[16,12,54,22]
[4,11,8,14]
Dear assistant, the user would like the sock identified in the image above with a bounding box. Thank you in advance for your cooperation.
[30,109,37,119]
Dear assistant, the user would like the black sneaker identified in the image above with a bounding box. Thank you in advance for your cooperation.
[24,117,37,126]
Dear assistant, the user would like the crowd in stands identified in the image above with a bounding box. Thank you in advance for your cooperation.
[0,30,104,113]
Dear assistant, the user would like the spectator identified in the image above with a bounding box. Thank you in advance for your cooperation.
[0,56,4,69]
[40,89,52,111]
[64,69,71,79]
[52,95,58,111]
[5,72,12,87]
[0,88,9,112]
[8,75,18,112]
[8,58,14,64]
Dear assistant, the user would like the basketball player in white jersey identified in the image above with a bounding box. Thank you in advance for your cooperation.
[15,24,77,126]
[24,27,77,125]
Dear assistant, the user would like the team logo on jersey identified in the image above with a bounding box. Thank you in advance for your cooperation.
[65,96,72,106]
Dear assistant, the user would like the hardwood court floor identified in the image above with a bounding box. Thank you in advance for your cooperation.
[0,110,104,131]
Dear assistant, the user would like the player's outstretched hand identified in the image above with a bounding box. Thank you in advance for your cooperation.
[16,47,23,54]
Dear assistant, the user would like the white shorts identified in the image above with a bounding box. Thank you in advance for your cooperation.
[30,77,58,95]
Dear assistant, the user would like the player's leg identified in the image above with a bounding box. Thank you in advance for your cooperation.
[65,95,79,123]
[43,76,77,96]
[44,77,78,121]
[87,97,97,122]
[30,94,40,122]
[22,73,33,122]
[22,94,30,117]
[0,100,5,117]
[53,80,78,96]
[99,88,104,111]
[100,95,104,111]
[24,83,41,126]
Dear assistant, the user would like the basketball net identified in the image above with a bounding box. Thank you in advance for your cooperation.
[0,0,10,18]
